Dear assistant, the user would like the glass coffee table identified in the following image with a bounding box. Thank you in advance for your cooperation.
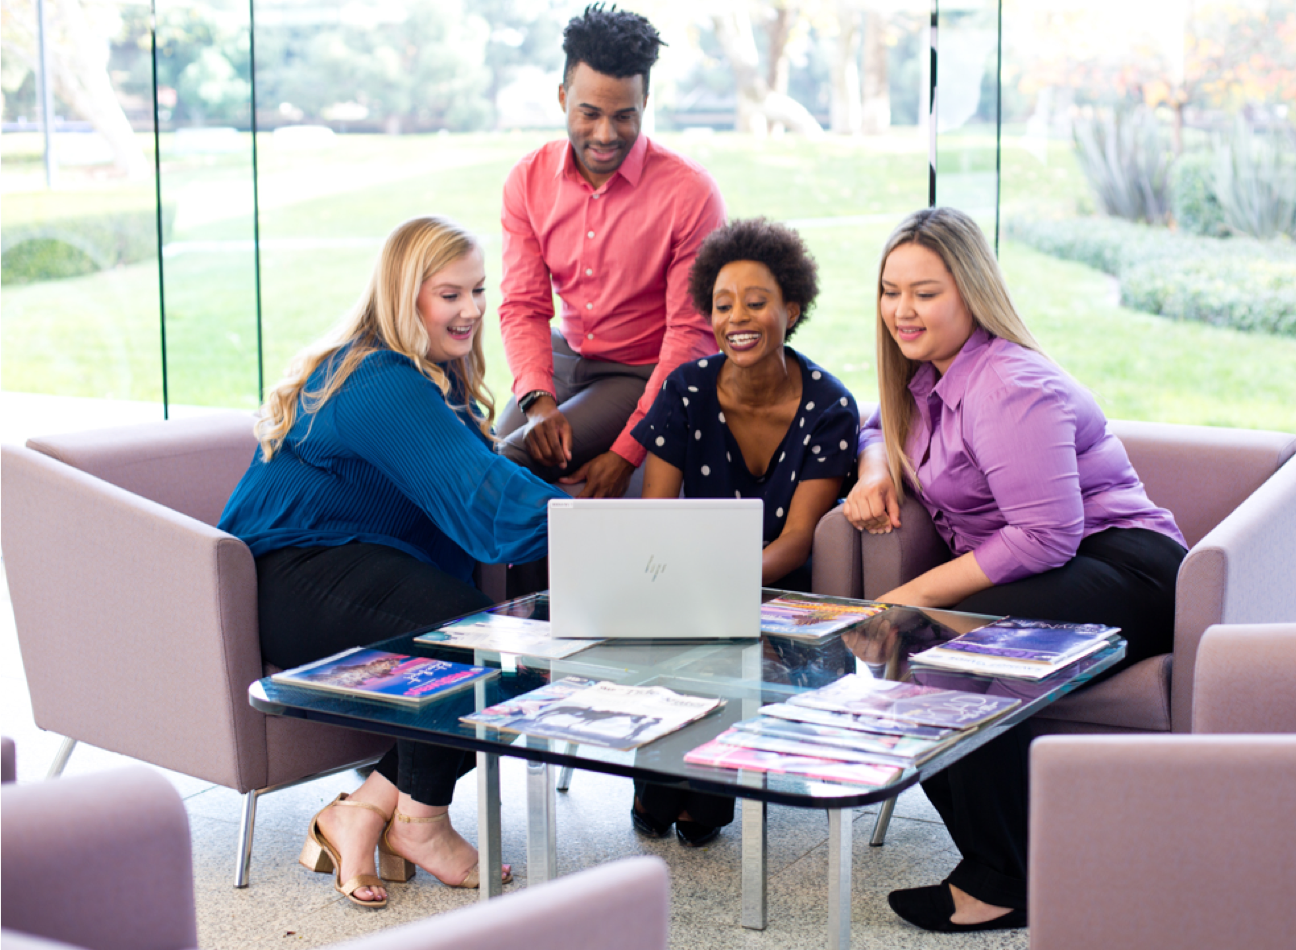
[249,590,1123,949]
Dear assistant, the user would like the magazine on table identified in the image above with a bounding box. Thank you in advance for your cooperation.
[729,716,949,762]
[910,619,1121,680]
[271,647,497,707]
[497,680,725,751]
[760,702,958,740]
[685,733,902,787]
[716,727,919,768]
[460,675,600,729]
[788,674,1020,729]
[760,596,890,641]
[415,610,600,659]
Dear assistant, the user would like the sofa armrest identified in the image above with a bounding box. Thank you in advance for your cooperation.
[1171,458,1296,731]
[858,495,949,601]
[1193,623,1296,733]
[1,444,266,791]
[1,736,14,783]
[1030,734,1296,950]
[333,856,669,950]
[1,766,198,950]
[811,505,863,598]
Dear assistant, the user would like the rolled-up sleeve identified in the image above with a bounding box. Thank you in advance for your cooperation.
[858,405,885,454]
[966,381,1084,584]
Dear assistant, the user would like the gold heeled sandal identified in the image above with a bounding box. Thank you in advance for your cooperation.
[300,793,390,909]
[379,808,513,889]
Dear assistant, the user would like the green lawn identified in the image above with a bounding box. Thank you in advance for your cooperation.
[3,130,1293,432]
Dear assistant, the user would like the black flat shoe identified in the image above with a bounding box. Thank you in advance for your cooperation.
[887,881,1026,933]
[631,804,671,839]
[674,820,721,848]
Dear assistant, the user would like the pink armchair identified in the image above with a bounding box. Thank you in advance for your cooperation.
[813,416,1296,735]
[1027,622,1296,950]
[0,414,390,886]
[0,762,670,950]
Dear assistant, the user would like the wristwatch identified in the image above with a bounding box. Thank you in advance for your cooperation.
[518,390,552,413]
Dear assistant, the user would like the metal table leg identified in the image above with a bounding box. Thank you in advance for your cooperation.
[827,806,853,950]
[526,757,558,885]
[477,750,503,900]
[740,795,768,930]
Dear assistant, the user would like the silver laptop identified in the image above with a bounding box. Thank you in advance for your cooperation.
[547,498,763,639]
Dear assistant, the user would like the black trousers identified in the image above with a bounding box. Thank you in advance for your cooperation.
[257,543,493,806]
[920,527,1187,909]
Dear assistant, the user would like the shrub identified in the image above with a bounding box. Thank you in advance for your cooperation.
[0,206,176,285]
[1006,215,1296,337]
[1073,107,1173,225]
[1213,121,1296,240]
[1170,152,1228,237]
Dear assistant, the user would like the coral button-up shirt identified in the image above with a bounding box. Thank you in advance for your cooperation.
[859,327,1184,584]
[499,133,726,465]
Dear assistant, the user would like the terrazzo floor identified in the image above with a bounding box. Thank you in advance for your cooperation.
[1,394,1030,949]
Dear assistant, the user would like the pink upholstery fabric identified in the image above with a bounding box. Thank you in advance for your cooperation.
[1,736,14,783]
[1029,735,1296,950]
[1033,655,1172,733]
[26,412,259,528]
[1193,623,1296,734]
[1171,458,1296,730]
[333,857,670,950]
[1,766,198,950]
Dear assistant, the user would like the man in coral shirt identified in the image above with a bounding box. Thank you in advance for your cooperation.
[496,4,726,499]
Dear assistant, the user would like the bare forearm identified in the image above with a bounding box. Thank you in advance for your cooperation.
[878,551,993,609]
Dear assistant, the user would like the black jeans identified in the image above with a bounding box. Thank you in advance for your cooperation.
[920,527,1187,909]
[257,543,493,806]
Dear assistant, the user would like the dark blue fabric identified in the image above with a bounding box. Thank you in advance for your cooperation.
[631,348,859,545]
[219,347,567,583]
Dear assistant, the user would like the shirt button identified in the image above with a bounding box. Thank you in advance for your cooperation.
[587,332,595,340]
[585,268,593,276]
[587,230,595,239]
[593,193,602,199]
[585,302,593,310]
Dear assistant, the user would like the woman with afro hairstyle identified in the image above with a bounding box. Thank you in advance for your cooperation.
[627,217,860,845]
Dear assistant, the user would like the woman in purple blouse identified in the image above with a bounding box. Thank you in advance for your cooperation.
[844,207,1187,933]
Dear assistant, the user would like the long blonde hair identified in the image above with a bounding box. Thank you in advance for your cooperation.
[875,207,1045,499]
[256,215,496,460]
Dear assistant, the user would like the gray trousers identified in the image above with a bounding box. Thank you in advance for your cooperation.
[497,328,656,482]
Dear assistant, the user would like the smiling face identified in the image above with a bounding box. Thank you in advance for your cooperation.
[879,242,976,375]
[415,247,486,363]
[558,62,646,189]
[711,260,800,368]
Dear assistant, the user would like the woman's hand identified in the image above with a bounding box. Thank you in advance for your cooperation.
[844,443,901,534]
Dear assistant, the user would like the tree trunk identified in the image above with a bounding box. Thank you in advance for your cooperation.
[766,3,795,136]
[712,6,822,138]
[830,2,862,135]
[860,8,890,135]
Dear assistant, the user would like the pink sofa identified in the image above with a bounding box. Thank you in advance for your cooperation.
[0,414,390,886]
[812,416,1296,734]
[1028,622,1296,949]
[0,762,670,950]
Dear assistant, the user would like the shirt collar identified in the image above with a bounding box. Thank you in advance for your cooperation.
[558,132,649,190]
[907,325,993,410]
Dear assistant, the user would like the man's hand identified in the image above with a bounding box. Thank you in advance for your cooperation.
[843,443,901,534]
[560,451,635,499]
[521,395,574,468]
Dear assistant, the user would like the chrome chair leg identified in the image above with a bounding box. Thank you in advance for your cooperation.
[46,737,77,779]
[234,788,260,888]
[870,795,897,846]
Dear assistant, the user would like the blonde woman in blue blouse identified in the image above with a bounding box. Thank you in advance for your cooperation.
[220,216,568,907]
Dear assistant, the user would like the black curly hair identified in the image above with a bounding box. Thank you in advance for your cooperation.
[688,218,820,339]
[562,4,665,94]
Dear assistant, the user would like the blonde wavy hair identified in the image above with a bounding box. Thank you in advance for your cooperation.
[256,215,496,460]
[875,207,1046,500]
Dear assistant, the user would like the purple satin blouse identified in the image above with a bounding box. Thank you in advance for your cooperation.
[859,327,1184,585]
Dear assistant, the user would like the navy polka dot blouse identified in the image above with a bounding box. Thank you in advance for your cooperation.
[632,348,860,545]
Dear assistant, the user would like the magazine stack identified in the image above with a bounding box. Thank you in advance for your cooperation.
[908,619,1121,680]
[684,673,1022,787]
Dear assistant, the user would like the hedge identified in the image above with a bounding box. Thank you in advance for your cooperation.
[1006,216,1295,337]
[1,206,177,285]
